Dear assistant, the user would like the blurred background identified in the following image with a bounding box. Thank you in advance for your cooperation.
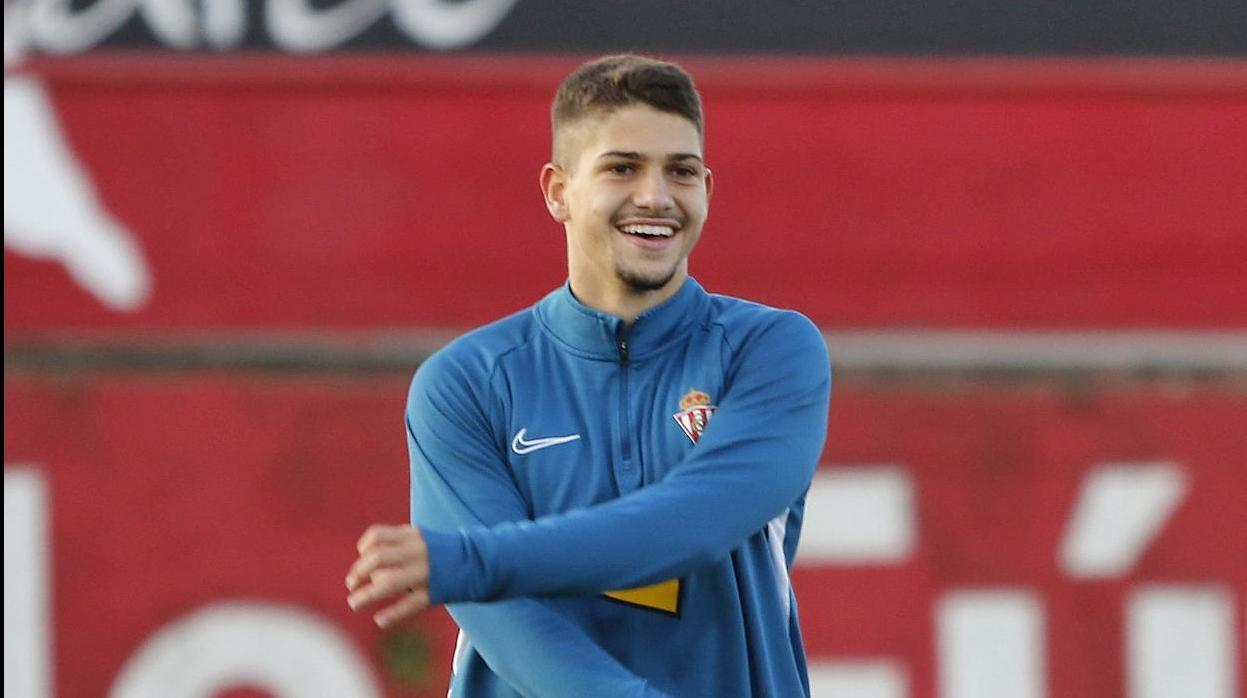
[4,2,1246,697]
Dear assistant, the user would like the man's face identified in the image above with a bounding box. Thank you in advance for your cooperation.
[543,104,711,301]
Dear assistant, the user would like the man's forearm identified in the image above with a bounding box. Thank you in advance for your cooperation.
[423,371,830,605]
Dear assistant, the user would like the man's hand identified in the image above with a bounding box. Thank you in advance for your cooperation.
[345,524,431,628]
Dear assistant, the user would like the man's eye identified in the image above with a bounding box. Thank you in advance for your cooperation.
[671,166,697,178]
[608,164,634,175]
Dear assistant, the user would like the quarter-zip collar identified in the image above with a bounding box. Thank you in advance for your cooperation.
[536,277,710,361]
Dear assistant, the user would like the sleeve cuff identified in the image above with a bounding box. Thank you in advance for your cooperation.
[421,526,475,605]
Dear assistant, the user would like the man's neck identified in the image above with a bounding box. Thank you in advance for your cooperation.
[569,271,687,326]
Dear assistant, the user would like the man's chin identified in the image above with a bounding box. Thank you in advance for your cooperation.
[616,266,679,294]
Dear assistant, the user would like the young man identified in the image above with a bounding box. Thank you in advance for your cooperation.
[346,54,831,697]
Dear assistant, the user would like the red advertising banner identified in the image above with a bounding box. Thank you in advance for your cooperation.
[4,373,1244,697]
[6,56,1247,333]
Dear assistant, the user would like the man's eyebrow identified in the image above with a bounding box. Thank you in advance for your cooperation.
[595,151,705,163]
[597,151,642,161]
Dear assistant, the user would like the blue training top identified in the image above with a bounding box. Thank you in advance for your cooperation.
[408,277,832,697]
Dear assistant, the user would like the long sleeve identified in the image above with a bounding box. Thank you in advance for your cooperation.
[407,350,669,698]
[423,311,831,605]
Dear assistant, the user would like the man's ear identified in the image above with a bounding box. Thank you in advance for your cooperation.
[540,163,570,223]
[705,166,715,201]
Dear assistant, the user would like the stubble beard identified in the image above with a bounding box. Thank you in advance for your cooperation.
[615,262,679,293]
[608,212,687,294]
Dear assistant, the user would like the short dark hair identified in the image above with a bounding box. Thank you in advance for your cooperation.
[551,54,703,166]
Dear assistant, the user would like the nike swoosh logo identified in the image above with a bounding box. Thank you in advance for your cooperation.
[511,428,581,455]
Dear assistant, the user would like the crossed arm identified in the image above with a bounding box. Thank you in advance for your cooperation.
[345,313,830,694]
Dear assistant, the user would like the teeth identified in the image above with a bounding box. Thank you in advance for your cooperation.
[620,224,675,237]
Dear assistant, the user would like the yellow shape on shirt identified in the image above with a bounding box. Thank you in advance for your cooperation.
[603,578,681,616]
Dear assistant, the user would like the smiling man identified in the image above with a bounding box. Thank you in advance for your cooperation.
[347,55,832,697]
[547,94,707,315]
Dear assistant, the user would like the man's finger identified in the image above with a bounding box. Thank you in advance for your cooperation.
[348,576,426,611]
[345,536,428,591]
[347,565,429,610]
[355,524,409,554]
[374,588,430,628]
[345,548,401,590]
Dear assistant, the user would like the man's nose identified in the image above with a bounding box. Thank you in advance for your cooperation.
[633,170,674,210]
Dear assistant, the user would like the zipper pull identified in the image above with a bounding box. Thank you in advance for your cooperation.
[617,339,629,363]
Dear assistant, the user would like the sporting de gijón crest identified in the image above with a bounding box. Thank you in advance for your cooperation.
[673,388,716,444]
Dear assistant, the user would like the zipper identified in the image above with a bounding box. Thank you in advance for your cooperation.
[616,324,633,481]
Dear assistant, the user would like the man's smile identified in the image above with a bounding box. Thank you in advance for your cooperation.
[616,219,681,250]
[618,223,675,238]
